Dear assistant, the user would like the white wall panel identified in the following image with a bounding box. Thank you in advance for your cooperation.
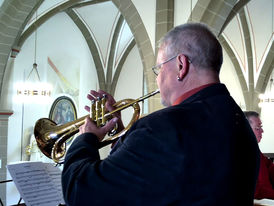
[131,0,156,52]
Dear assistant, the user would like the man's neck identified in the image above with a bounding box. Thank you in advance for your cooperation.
[170,69,220,105]
[173,82,219,105]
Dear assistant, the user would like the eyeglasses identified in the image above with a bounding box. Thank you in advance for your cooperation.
[152,55,177,76]
[152,54,191,76]
[253,126,263,131]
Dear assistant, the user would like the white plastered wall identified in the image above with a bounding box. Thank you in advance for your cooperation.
[115,45,143,124]
[131,0,156,52]
[259,69,274,153]
[220,50,246,109]
[5,8,144,205]
[6,12,98,205]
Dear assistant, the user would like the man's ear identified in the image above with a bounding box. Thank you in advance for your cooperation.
[177,54,190,80]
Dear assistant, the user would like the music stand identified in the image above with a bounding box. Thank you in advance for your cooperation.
[0,179,26,206]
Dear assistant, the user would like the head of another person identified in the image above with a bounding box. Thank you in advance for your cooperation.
[244,111,264,143]
[155,23,223,106]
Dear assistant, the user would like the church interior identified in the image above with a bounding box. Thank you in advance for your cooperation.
[0,0,273,205]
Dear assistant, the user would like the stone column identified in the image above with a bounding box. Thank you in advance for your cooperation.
[0,111,13,206]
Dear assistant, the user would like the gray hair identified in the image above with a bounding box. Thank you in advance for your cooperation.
[159,23,223,73]
[244,111,260,121]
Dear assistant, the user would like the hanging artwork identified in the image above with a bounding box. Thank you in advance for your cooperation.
[49,96,77,125]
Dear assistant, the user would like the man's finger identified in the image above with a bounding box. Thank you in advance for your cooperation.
[84,105,90,112]
[102,117,118,133]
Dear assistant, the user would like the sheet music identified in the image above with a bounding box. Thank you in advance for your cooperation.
[254,198,274,205]
[7,161,65,206]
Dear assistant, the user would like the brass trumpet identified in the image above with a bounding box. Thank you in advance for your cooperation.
[34,89,160,163]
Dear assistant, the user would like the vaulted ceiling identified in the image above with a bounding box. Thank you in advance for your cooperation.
[0,0,273,112]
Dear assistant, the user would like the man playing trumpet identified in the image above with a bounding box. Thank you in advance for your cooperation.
[62,23,260,205]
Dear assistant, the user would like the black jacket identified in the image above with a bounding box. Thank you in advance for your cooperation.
[62,83,260,206]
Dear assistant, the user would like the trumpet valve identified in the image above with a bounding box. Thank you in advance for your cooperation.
[95,97,101,127]
[101,94,107,125]
[90,100,95,120]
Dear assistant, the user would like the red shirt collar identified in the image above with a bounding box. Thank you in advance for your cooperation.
[173,83,217,106]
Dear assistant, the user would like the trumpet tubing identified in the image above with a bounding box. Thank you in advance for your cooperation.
[34,89,160,163]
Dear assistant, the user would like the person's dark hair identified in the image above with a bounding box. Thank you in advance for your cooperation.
[159,23,223,73]
[244,111,259,120]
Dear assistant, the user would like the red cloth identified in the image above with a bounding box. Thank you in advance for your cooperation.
[173,83,217,105]
[255,152,274,199]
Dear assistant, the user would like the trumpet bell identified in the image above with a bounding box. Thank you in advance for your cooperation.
[34,117,78,162]
[34,118,60,159]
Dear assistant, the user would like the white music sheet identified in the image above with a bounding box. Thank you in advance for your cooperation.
[254,199,274,205]
[7,161,65,206]
[254,199,274,206]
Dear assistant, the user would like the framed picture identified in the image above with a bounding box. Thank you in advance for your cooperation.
[49,96,77,125]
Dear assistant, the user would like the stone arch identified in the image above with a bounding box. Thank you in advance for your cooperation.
[219,35,249,105]
[191,0,259,111]
[65,8,106,91]
[111,0,157,111]
[191,0,249,36]
[0,0,43,100]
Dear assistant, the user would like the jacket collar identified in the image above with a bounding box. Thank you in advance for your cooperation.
[175,83,230,106]
[173,83,217,106]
